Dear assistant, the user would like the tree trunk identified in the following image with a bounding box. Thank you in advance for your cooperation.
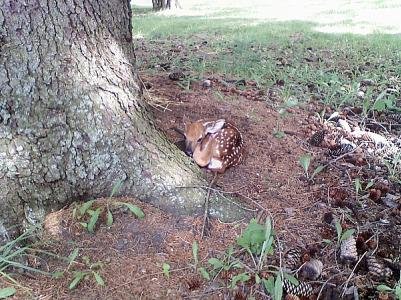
[152,0,171,11]
[0,0,247,242]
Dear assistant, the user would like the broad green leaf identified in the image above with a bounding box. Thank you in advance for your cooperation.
[255,274,261,284]
[376,284,393,292]
[68,248,79,265]
[375,90,387,103]
[106,209,113,226]
[395,286,401,299]
[299,154,311,174]
[365,180,374,190]
[231,272,250,288]
[0,287,16,298]
[312,165,325,178]
[264,218,272,240]
[90,262,103,270]
[79,222,88,228]
[237,219,266,254]
[262,277,275,295]
[231,262,243,269]
[374,99,387,111]
[274,274,283,300]
[69,272,85,289]
[117,202,145,219]
[87,207,102,233]
[322,239,332,244]
[226,245,234,257]
[162,263,170,278]
[199,267,210,281]
[192,241,199,266]
[283,273,299,286]
[110,180,124,198]
[79,200,94,216]
[93,271,105,286]
[208,258,223,270]
[52,271,64,279]
[86,209,96,216]
[340,229,355,241]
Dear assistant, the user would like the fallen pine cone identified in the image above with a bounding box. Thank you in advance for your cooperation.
[284,247,303,270]
[309,130,326,146]
[367,256,393,280]
[283,279,313,297]
[329,143,354,157]
[340,235,358,263]
[300,259,323,280]
[168,70,185,81]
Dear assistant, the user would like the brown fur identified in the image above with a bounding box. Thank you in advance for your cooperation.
[184,119,244,173]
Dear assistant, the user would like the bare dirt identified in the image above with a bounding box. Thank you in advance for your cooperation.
[3,72,400,299]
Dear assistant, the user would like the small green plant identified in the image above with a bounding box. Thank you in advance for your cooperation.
[0,287,16,299]
[72,181,144,233]
[273,120,285,139]
[335,221,355,245]
[68,255,105,290]
[315,108,326,124]
[299,154,325,181]
[0,227,55,289]
[278,97,298,116]
[195,218,290,297]
[162,263,170,278]
[262,273,283,300]
[230,272,251,288]
[376,273,401,300]
[191,240,211,279]
[236,218,274,256]
[273,97,299,139]
[383,153,401,184]
[177,74,198,90]
[53,248,107,290]
[354,178,374,200]
[207,246,242,280]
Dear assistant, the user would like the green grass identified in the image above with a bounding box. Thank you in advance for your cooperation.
[132,3,401,108]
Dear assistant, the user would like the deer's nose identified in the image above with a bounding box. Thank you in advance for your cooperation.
[185,146,193,156]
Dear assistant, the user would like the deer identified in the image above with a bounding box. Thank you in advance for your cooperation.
[183,119,244,174]
[179,118,244,238]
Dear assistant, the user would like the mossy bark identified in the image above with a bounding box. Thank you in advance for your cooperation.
[0,0,248,242]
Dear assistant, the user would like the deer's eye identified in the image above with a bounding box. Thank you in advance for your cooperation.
[197,137,202,143]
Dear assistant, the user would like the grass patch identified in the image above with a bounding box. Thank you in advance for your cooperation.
[132,4,401,108]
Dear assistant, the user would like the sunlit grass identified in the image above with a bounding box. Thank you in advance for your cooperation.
[132,1,401,107]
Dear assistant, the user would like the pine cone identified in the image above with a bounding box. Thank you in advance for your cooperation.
[284,247,303,270]
[300,259,323,280]
[283,279,313,297]
[340,235,358,263]
[329,143,354,157]
[367,256,393,280]
[309,130,326,146]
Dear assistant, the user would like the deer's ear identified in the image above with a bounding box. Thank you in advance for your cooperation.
[182,115,190,127]
[204,119,225,134]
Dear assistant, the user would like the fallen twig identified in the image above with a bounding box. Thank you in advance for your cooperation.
[201,173,218,239]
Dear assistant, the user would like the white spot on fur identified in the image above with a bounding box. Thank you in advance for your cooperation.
[209,158,223,169]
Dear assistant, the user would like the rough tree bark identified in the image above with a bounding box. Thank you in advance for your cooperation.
[0,0,247,242]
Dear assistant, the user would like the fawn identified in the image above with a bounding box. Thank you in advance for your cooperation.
[183,119,244,173]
